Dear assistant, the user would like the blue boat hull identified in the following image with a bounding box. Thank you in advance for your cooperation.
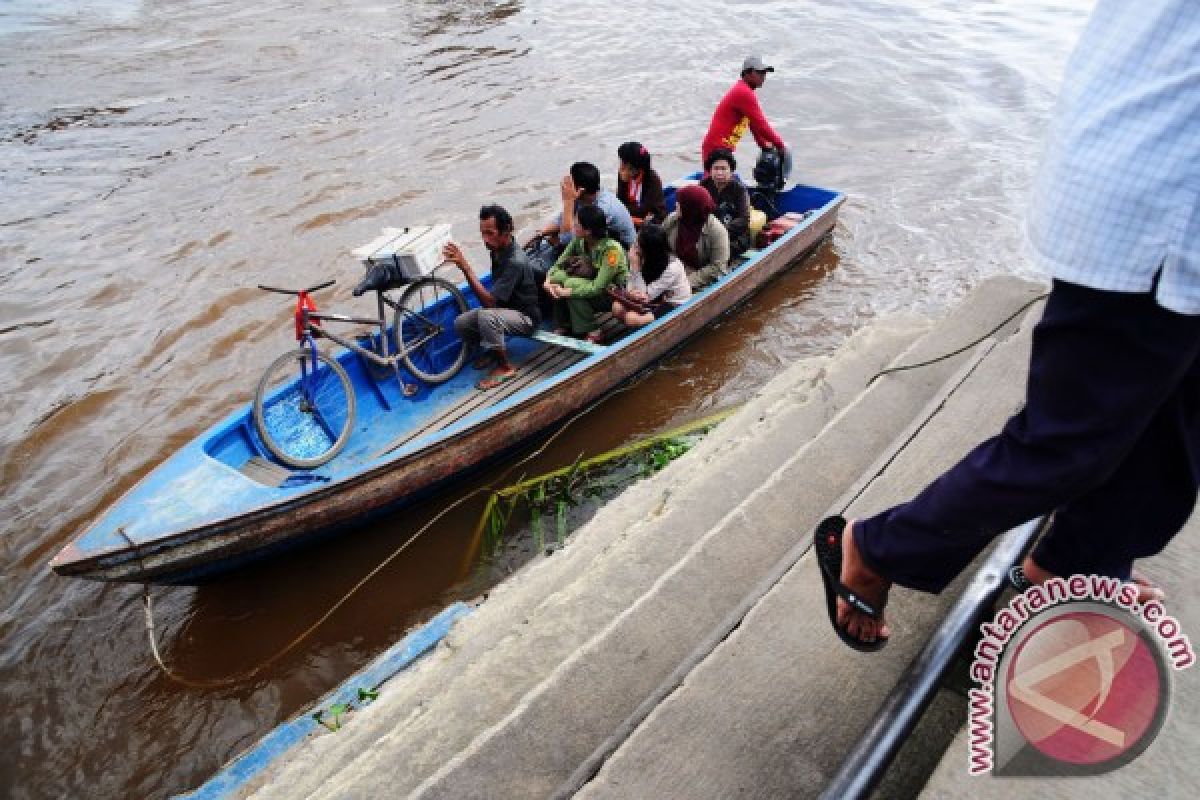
[51,181,844,583]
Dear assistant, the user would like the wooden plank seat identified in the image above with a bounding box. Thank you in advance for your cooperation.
[369,343,588,459]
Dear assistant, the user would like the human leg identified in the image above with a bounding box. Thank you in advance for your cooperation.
[475,308,534,354]
[829,282,1199,646]
[454,309,483,352]
[855,281,1200,593]
[565,294,608,335]
[474,309,533,388]
[611,301,628,325]
[624,309,655,327]
[552,297,571,334]
[1030,351,1199,579]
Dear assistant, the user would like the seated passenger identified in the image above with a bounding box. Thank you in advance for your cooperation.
[529,162,637,274]
[663,184,730,290]
[700,148,752,257]
[443,204,541,390]
[611,222,691,328]
[616,141,667,227]
[544,205,629,343]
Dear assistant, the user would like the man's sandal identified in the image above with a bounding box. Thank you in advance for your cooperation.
[813,516,889,652]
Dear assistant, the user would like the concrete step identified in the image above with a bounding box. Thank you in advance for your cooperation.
[245,276,1044,800]
[390,280,1044,799]
[571,295,1043,800]
[243,313,930,800]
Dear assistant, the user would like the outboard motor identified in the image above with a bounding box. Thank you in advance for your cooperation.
[753,148,786,192]
[352,259,407,296]
[750,148,787,222]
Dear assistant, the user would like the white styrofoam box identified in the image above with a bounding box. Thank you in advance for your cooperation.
[351,224,452,280]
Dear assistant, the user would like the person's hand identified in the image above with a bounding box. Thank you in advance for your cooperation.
[628,243,642,273]
[442,241,468,269]
[543,281,561,299]
[558,286,573,298]
[560,175,580,205]
[629,289,648,303]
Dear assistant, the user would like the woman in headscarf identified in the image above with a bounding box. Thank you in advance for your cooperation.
[616,141,666,227]
[662,184,730,290]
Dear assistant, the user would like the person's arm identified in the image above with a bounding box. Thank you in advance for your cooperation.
[640,171,667,223]
[616,175,639,225]
[534,219,561,244]
[442,241,496,308]
[604,195,637,250]
[544,238,579,298]
[707,218,730,271]
[688,218,731,288]
[626,244,648,299]
[563,244,628,299]
[643,270,672,303]
[558,174,580,237]
[727,184,751,240]
[736,83,785,150]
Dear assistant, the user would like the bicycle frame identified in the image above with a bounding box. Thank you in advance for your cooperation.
[258,275,463,409]
[302,289,439,370]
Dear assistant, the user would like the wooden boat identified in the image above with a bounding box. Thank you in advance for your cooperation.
[50,178,844,583]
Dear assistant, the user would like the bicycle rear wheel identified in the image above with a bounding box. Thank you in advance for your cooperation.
[253,348,356,469]
[395,277,468,384]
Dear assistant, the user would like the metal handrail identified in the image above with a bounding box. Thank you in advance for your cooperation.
[819,515,1049,800]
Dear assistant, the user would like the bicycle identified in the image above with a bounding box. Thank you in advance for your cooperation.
[253,268,468,469]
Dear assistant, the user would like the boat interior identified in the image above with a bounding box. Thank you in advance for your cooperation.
[214,180,838,486]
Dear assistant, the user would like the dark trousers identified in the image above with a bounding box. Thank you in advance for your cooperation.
[856,279,1200,593]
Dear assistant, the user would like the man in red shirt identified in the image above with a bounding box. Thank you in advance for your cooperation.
[701,56,789,176]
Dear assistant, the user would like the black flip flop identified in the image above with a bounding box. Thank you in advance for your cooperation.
[813,516,888,652]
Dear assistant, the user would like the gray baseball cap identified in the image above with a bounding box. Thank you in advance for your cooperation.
[742,56,775,73]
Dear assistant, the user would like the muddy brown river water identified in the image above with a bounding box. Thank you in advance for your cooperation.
[0,1,1089,796]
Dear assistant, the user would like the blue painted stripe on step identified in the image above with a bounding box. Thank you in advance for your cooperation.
[178,602,472,799]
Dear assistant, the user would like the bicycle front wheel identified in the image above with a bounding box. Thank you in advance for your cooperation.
[253,349,356,469]
[395,277,468,384]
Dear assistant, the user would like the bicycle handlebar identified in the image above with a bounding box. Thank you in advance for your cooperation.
[257,279,336,296]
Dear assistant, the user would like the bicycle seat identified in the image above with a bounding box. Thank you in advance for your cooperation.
[352,261,407,297]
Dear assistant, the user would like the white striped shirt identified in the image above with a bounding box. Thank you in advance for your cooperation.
[1026,0,1200,315]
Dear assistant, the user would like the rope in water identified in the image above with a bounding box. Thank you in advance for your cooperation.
[143,371,669,688]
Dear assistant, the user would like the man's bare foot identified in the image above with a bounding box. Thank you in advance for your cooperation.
[476,366,517,391]
[838,519,893,643]
[1019,555,1165,603]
